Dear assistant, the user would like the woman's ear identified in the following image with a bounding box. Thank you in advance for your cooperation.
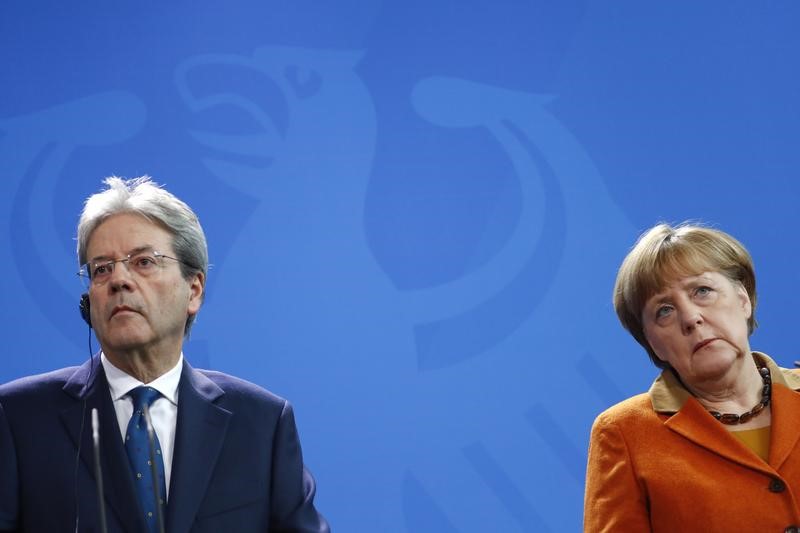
[735,281,752,320]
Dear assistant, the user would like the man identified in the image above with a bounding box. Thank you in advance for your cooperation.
[0,176,329,532]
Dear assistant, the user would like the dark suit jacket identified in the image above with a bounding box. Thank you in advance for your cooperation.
[0,358,329,533]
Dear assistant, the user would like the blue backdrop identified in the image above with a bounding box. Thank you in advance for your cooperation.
[2,2,799,531]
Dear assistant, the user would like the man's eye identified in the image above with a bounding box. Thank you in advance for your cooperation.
[93,264,111,276]
[133,256,157,269]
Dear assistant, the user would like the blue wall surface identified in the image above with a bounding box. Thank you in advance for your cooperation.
[2,2,799,530]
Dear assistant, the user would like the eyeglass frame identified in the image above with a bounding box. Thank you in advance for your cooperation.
[77,248,195,288]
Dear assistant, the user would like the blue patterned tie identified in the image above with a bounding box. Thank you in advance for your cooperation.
[125,386,166,532]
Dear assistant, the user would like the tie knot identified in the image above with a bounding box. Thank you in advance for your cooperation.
[128,386,161,411]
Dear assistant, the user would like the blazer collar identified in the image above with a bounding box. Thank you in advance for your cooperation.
[165,361,232,533]
[649,351,800,472]
[60,356,146,533]
[648,351,800,413]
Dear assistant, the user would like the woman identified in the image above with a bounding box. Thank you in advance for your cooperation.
[584,223,800,532]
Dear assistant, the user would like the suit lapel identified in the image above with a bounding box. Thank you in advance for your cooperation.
[664,396,773,475]
[166,362,232,533]
[60,358,145,533]
[767,382,800,469]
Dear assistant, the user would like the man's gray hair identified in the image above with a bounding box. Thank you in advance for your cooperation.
[76,176,208,334]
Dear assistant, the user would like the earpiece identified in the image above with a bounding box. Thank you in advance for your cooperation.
[75,292,97,532]
[79,293,92,328]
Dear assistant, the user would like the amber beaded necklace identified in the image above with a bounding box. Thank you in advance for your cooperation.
[707,359,771,425]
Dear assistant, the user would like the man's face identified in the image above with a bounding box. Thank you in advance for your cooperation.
[85,213,203,358]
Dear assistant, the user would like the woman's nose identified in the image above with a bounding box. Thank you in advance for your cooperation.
[680,305,703,333]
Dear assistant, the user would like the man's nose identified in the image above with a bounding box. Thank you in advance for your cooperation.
[108,260,134,291]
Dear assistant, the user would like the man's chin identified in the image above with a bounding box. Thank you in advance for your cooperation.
[97,331,151,353]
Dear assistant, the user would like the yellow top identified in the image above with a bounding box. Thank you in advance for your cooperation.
[731,426,771,462]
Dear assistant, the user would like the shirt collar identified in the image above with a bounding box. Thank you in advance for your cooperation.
[101,352,183,405]
[649,351,800,414]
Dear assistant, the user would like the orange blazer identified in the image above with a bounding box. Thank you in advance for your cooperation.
[584,353,800,532]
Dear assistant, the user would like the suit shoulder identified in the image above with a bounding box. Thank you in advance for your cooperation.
[196,369,288,408]
[592,393,654,428]
[0,366,79,399]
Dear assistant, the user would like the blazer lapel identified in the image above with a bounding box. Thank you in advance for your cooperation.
[166,362,232,533]
[767,382,800,469]
[664,396,773,475]
[60,358,146,533]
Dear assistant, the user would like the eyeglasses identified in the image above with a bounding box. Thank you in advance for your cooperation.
[78,249,189,288]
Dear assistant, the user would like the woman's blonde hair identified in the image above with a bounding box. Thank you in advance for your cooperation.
[613,222,757,368]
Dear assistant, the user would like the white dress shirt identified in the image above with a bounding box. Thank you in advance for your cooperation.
[101,352,182,498]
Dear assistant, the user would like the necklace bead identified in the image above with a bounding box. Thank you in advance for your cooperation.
[707,359,771,425]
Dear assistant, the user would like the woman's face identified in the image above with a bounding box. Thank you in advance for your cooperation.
[641,271,752,384]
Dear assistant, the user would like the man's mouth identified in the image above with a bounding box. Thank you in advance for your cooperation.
[111,305,138,318]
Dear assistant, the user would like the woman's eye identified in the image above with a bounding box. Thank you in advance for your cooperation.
[695,286,712,297]
[656,306,673,319]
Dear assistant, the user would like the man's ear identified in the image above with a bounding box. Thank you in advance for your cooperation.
[187,271,205,315]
